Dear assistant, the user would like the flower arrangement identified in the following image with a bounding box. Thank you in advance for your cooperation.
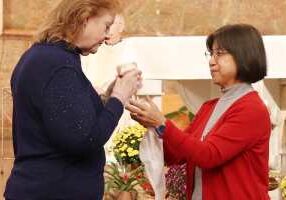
[281,176,286,200]
[112,123,147,164]
[110,123,155,196]
[165,164,187,200]
[105,162,146,192]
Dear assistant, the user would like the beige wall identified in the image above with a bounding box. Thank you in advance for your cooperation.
[0,0,3,34]
[3,0,61,31]
[3,0,286,35]
[2,0,286,73]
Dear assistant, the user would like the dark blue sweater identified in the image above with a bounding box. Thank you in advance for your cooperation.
[4,41,123,200]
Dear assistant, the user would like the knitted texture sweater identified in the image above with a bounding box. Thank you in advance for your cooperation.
[4,41,123,200]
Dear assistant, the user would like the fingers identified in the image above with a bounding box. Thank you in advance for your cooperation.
[125,69,142,78]
[145,96,155,106]
[130,113,156,128]
[133,113,157,124]
[110,79,116,85]
[144,96,160,111]
[121,68,141,78]
[128,99,149,111]
[130,113,143,122]
[117,65,141,78]
[117,69,133,77]
[105,79,116,94]
[116,63,135,77]
[125,103,145,116]
[118,69,142,93]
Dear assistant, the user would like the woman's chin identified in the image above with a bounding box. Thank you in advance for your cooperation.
[212,79,222,87]
[80,51,90,56]
[80,47,99,56]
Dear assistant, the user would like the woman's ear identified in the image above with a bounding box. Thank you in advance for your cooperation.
[83,20,88,28]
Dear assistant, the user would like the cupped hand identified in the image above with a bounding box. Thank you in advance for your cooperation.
[104,79,116,97]
[125,96,166,128]
[111,69,142,104]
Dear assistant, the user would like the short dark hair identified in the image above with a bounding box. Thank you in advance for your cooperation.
[206,24,267,83]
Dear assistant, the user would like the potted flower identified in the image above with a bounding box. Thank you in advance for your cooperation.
[111,123,155,196]
[112,123,146,165]
[104,162,147,200]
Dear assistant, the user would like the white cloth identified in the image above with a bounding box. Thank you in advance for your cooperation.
[139,129,165,200]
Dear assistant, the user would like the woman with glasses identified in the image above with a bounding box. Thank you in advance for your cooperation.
[4,0,142,200]
[127,24,270,200]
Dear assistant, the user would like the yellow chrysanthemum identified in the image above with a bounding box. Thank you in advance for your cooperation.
[281,177,286,189]
[127,147,134,153]
[132,150,139,155]
[112,123,147,163]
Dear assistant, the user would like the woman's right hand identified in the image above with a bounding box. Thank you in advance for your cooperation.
[111,69,142,105]
[126,97,166,128]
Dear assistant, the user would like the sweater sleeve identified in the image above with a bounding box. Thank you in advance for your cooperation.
[42,67,123,156]
[162,100,271,169]
[163,102,209,165]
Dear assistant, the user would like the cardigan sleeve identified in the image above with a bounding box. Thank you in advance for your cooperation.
[163,120,198,165]
[42,66,123,156]
[162,99,271,169]
[163,102,211,165]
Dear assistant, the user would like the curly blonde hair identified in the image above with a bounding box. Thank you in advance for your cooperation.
[35,0,121,44]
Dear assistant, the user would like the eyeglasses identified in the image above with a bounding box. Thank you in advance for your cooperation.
[204,49,229,60]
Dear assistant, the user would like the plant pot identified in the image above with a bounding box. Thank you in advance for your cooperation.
[117,191,137,200]
[268,177,279,191]
[130,163,141,170]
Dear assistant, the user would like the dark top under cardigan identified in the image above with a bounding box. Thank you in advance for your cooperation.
[4,41,124,200]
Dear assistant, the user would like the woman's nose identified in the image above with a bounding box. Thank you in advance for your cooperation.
[105,31,112,40]
[209,56,216,67]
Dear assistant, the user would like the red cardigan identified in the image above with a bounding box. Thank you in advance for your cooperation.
[163,91,271,200]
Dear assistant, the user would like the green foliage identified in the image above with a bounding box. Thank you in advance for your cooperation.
[105,162,147,192]
[164,106,194,121]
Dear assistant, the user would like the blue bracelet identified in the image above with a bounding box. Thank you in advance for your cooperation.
[155,124,166,137]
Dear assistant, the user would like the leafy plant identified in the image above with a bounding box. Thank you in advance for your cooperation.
[104,162,147,192]
[164,106,194,121]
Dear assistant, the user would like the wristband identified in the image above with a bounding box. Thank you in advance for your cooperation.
[155,124,166,137]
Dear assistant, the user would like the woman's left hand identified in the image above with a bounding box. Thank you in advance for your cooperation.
[104,79,116,97]
[126,96,166,128]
